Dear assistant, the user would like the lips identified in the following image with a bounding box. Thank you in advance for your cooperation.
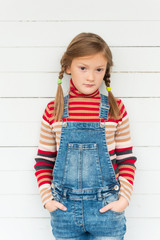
[84,84,94,87]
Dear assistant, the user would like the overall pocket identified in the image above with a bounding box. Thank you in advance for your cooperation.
[62,142,103,188]
[49,189,64,214]
[102,192,125,215]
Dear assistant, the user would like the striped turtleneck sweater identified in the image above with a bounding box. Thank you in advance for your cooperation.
[34,78,137,208]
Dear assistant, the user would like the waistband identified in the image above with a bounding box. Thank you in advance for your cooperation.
[51,182,120,200]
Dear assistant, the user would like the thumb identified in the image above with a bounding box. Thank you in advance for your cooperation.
[99,203,112,213]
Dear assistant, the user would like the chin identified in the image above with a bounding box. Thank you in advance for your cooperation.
[83,90,95,95]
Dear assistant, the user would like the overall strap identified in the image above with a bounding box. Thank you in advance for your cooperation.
[99,93,110,120]
[62,93,110,120]
[62,94,69,119]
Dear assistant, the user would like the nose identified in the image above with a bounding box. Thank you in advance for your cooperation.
[86,71,94,82]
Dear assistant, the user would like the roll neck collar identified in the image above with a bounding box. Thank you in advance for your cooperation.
[69,78,100,98]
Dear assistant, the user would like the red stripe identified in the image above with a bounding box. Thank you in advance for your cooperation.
[118,167,135,172]
[69,112,99,117]
[119,173,134,179]
[117,159,136,165]
[35,162,54,167]
[69,107,99,111]
[38,149,56,155]
[115,146,132,152]
[127,179,133,185]
[37,175,53,181]
[108,149,116,154]
[35,169,52,176]
[66,118,101,122]
[69,101,100,106]
[38,180,52,187]
[112,163,117,169]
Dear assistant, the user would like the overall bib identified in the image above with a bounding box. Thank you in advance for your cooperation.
[50,94,126,240]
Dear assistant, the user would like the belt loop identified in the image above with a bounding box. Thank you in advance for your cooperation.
[62,188,68,198]
[97,189,103,201]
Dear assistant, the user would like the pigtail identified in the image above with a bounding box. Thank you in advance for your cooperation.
[53,65,65,122]
[104,65,120,119]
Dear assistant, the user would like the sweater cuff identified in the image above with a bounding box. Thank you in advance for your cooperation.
[118,176,133,206]
[39,184,54,209]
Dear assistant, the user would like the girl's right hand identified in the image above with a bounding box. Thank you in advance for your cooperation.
[45,199,67,213]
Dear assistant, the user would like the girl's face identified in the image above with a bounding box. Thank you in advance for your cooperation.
[66,52,108,95]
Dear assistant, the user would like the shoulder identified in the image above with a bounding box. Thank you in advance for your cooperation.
[47,100,55,111]
[42,100,55,122]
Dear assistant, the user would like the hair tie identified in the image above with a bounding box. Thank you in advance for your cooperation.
[106,86,111,92]
[57,78,62,85]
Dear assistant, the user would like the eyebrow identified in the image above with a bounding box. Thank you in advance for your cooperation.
[78,63,106,67]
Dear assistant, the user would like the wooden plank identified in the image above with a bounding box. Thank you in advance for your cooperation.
[0,219,53,240]
[0,21,159,46]
[0,0,159,21]
[125,218,160,240]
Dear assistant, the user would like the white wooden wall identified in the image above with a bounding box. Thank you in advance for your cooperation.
[0,0,160,239]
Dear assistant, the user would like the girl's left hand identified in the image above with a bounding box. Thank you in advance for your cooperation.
[99,195,129,213]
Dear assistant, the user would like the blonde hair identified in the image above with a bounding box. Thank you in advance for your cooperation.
[53,32,120,122]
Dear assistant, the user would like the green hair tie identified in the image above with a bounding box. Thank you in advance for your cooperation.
[57,78,62,85]
[106,86,111,92]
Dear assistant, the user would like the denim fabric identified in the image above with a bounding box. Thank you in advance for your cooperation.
[50,94,127,239]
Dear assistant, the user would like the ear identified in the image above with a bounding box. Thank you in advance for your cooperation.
[66,66,71,74]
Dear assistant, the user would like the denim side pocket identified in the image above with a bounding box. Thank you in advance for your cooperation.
[102,192,125,215]
[49,189,64,214]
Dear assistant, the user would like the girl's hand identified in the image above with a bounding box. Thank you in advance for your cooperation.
[99,195,129,213]
[45,199,67,213]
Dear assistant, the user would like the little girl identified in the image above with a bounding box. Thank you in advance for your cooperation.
[34,32,137,240]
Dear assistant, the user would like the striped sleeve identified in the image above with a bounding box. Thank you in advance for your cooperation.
[34,101,57,208]
[115,99,137,204]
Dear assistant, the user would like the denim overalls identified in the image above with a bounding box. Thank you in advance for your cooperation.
[50,93,127,240]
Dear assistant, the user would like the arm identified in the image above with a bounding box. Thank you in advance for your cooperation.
[115,99,137,205]
[100,99,137,213]
[34,101,57,208]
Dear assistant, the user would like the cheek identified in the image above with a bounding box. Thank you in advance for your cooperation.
[96,78,104,86]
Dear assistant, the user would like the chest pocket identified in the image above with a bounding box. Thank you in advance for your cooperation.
[61,142,104,189]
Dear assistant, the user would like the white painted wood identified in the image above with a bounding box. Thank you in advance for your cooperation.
[125,218,160,240]
[0,21,159,46]
[0,47,160,72]
[0,219,53,240]
[0,0,159,21]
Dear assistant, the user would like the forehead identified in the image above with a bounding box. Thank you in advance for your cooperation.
[73,53,107,64]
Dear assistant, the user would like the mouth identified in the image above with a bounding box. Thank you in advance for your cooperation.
[84,84,94,87]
